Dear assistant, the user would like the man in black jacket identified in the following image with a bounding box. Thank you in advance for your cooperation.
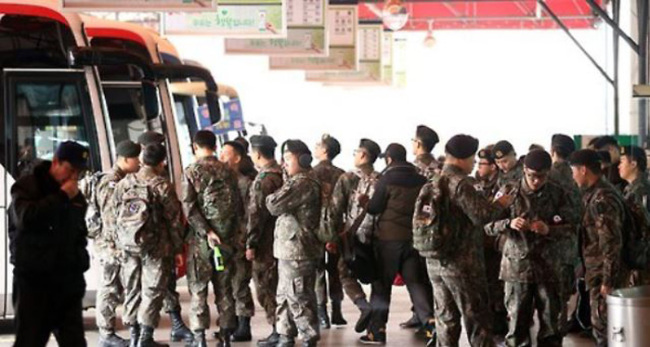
[360,143,435,345]
[9,141,91,347]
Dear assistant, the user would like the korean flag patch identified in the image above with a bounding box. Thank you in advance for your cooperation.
[553,215,563,224]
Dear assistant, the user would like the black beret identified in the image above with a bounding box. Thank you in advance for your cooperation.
[283,139,311,156]
[597,150,612,164]
[142,143,167,166]
[137,131,165,146]
[116,140,141,158]
[359,138,381,161]
[416,125,439,150]
[478,148,495,164]
[320,134,341,158]
[569,149,602,167]
[592,135,618,149]
[224,141,247,158]
[551,134,576,154]
[250,135,277,150]
[234,137,250,153]
[380,143,407,162]
[493,140,515,159]
[524,149,552,171]
[620,145,647,170]
[445,134,479,159]
[55,141,89,170]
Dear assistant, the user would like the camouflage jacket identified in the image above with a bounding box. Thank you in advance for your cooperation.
[427,164,505,278]
[94,165,127,261]
[486,178,578,283]
[624,175,650,217]
[267,171,330,260]
[182,156,241,261]
[414,153,440,180]
[497,160,524,191]
[473,171,499,200]
[313,160,345,250]
[327,164,380,244]
[246,161,283,258]
[581,177,625,289]
[549,160,582,266]
[235,173,253,249]
[113,167,184,257]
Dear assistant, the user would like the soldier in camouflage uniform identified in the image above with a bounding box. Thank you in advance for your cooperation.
[312,134,346,329]
[326,139,382,334]
[412,125,441,180]
[137,131,193,343]
[486,150,578,347]
[182,131,242,347]
[414,135,512,347]
[245,135,284,347]
[220,140,256,342]
[569,149,626,347]
[548,134,582,336]
[94,141,141,347]
[619,145,650,286]
[113,143,185,347]
[493,140,524,190]
[591,136,628,192]
[267,140,335,347]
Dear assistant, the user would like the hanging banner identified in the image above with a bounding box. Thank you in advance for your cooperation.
[87,12,162,32]
[225,0,327,56]
[163,0,285,38]
[268,3,357,70]
[305,22,382,82]
[393,37,407,88]
[61,0,217,11]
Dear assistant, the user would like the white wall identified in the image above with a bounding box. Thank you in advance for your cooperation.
[169,28,615,170]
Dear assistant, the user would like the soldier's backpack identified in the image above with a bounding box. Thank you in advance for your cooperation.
[81,171,107,239]
[413,174,454,259]
[114,174,156,253]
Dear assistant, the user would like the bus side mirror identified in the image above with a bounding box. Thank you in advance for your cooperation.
[142,80,161,120]
[205,90,221,125]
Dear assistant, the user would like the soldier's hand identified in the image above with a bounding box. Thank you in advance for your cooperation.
[530,220,549,236]
[246,249,256,261]
[207,231,222,248]
[61,178,80,199]
[325,242,338,254]
[509,217,528,231]
[175,254,184,269]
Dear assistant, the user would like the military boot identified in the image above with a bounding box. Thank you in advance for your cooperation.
[330,299,347,326]
[276,335,295,347]
[231,316,252,342]
[256,326,280,347]
[99,332,129,347]
[129,324,140,347]
[354,298,372,333]
[169,311,194,342]
[190,330,207,347]
[216,329,232,347]
[137,325,169,347]
[317,304,330,329]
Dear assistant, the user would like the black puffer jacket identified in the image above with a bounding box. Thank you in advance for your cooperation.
[9,161,89,294]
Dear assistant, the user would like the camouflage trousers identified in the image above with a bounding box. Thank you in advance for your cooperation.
[427,261,494,347]
[95,259,123,336]
[276,259,320,342]
[589,287,608,347]
[336,255,366,302]
[252,254,279,326]
[163,258,182,314]
[485,247,507,336]
[504,281,562,347]
[232,247,255,317]
[316,251,344,305]
[121,252,171,328]
[558,264,577,335]
[187,244,236,331]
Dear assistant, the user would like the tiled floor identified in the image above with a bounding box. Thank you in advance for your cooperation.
[0,286,595,346]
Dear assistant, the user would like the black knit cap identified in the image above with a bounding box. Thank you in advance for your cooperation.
[55,141,89,170]
[224,141,246,158]
[415,125,439,151]
[524,149,552,172]
[478,148,495,164]
[380,143,407,162]
[620,145,647,171]
[116,140,141,158]
[569,149,602,167]
[445,134,479,159]
[320,134,341,159]
[142,143,167,166]
[551,134,576,154]
[493,140,515,159]
[359,138,381,162]
[193,130,216,149]
[137,131,165,146]
[592,135,618,149]
[250,135,277,151]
